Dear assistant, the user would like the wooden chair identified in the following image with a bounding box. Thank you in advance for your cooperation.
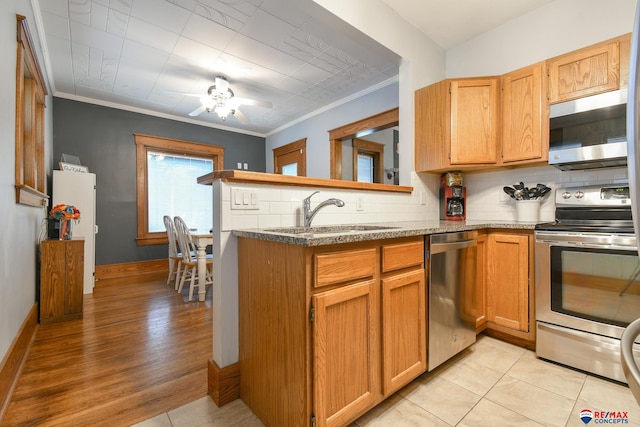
[163,215,182,289]
[173,216,212,301]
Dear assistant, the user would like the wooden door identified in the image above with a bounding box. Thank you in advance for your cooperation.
[381,269,426,395]
[273,138,306,176]
[547,39,619,104]
[313,280,381,427]
[501,62,547,164]
[450,78,500,165]
[486,233,529,332]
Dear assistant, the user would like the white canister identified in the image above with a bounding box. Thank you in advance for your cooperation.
[515,199,541,223]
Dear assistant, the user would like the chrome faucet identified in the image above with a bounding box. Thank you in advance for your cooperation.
[303,191,345,228]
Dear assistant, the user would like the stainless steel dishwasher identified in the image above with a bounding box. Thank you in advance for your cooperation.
[428,231,478,370]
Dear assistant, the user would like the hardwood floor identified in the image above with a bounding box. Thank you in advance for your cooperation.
[2,277,212,427]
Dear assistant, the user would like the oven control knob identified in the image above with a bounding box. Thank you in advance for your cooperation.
[562,191,571,199]
[575,191,584,199]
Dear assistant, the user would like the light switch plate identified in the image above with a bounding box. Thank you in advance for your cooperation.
[231,189,259,210]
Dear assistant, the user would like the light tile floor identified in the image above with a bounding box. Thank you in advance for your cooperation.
[132,335,640,427]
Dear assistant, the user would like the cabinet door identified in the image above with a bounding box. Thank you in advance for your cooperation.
[450,78,500,165]
[40,240,67,323]
[40,239,84,324]
[65,239,84,316]
[547,39,619,104]
[313,280,381,427]
[501,63,547,164]
[486,234,529,332]
[475,233,487,332]
[381,269,426,395]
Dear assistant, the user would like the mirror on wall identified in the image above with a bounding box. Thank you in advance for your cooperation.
[329,108,399,185]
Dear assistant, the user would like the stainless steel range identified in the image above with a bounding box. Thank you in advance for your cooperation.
[535,184,640,383]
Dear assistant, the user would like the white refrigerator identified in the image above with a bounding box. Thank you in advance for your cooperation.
[53,170,97,294]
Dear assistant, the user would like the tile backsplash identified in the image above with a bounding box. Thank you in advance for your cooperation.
[217,166,629,231]
[464,165,629,222]
[219,172,438,232]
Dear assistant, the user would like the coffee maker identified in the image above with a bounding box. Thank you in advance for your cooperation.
[440,172,466,221]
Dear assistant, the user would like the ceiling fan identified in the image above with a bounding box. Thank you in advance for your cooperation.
[181,76,273,124]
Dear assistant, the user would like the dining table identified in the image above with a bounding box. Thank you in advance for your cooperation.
[190,230,213,302]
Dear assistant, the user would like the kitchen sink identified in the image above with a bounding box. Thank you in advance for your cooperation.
[264,225,400,234]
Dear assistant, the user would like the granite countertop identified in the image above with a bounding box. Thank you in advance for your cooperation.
[232,220,538,247]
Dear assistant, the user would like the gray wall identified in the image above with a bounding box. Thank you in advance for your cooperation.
[52,98,266,265]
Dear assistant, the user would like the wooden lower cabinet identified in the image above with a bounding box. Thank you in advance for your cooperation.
[313,279,381,427]
[238,236,426,427]
[480,230,535,347]
[39,238,84,324]
[475,233,488,332]
[381,269,426,395]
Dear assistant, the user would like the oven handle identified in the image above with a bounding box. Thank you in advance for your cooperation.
[535,231,638,250]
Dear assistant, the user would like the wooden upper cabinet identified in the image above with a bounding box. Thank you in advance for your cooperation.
[414,77,500,172]
[547,38,620,104]
[450,78,500,165]
[501,62,548,164]
[415,80,449,172]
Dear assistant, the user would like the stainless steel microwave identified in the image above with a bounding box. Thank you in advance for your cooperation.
[548,89,627,171]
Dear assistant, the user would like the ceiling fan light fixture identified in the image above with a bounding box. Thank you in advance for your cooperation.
[214,104,232,120]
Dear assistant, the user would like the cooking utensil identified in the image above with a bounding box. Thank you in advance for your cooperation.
[513,189,525,200]
[503,186,516,199]
[536,186,551,199]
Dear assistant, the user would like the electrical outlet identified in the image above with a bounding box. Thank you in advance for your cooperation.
[356,197,364,211]
[419,191,426,205]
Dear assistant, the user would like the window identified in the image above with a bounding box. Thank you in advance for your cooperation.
[281,163,298,176]
[15,15,48,207]
[135,134,224,245]
[273,138,306,176]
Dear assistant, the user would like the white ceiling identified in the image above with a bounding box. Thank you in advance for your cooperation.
[380,0,553,50]
[35,0,552,136]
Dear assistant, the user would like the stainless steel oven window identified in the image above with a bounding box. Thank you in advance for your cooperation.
[550,246,640,328]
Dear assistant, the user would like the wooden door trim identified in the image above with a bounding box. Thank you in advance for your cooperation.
[273,138,306,176]
[329,108,398,180]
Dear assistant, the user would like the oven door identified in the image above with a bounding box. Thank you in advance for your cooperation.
[535,230,640,340]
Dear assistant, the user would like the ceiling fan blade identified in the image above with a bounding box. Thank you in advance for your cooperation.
[231,97,272,109]
[232,108,250,124]
[188,105,206,117]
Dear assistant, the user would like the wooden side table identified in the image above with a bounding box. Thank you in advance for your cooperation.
[39,238,84,324]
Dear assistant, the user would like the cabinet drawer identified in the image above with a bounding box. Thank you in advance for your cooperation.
[314,248,377,288]
[381,240,424,273]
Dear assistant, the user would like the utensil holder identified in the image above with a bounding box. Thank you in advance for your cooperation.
[515,200,540,223]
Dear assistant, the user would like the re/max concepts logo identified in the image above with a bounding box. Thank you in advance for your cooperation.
[580,409,630,424]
